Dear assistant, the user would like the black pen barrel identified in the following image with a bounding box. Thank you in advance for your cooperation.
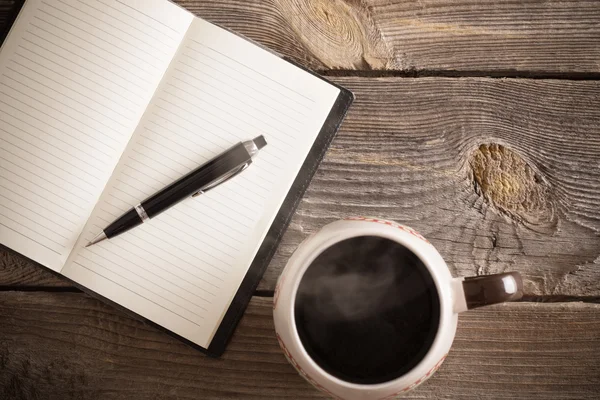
[101,141,255,241]
[142,142,251,218]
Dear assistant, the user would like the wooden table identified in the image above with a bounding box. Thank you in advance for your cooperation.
[1,0,600,398]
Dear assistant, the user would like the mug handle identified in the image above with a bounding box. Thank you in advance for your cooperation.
[453,272,523,312]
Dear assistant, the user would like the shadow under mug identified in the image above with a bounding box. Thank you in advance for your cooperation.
[273,217,523,400]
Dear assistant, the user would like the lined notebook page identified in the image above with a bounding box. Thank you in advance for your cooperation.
[62,17,341,348]
[0,0,193,270]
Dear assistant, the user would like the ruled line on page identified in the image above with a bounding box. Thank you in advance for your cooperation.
[95,0,178,41]
[0,148,94,202]
[131,144,190,173]
[78,253,208,315]
[154,100,242,146]
[168,75,303,131]
[5,184,82,229]
[146,223,234,270]
[162,86,296,150]
[205,186,260,214]
[130,148,184,177]
[0,136,99,193]
[86,217,223,291]
[140,129,209,164]
[80,0,175,47]
[144,122,219,158]
[11,54,138,116]
[176,60,305,122]
[113,0,180,35]
[0,167,89,214]
[125,156,174,183]
[0,221,61,254]
[0,92,120,159]
[96,215,111,225]
[156,92,290,155]
[21,35,145,100]
[30,15,159,75]
[216,185,264,209]
[170,63,307,127]
[99,199,237,273]
[74,262,205,326]
[83,247,212,308]
[186,44,312,111]
[0,87,117,156]
[0,113,108,167]
[32,11,159,74]
[62,0,173,54]
[114,234,221,292]
[183,48,311,119]
[3,72,127,136]
[149,111,226,151]
[26,25,152,88]
[0,125,102,181]
[108,184,241,251]
[104,193,238,266]
[190,39,315,105]
[28,22,154,84]
[6,64,130,128]
[40,0,166,62]
[0,209,65,248]
[0,79,121,146]
[106,228,227,286]
[0,191,76,232]
[0,96,115,160]
[0,178,80,224]
[0,196,71,241]
[86,232,215,303]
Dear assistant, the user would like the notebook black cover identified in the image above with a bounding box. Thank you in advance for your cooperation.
[0,0,353,357]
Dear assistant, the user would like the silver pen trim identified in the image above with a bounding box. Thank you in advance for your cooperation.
[243,140,259,158]
[134,203,150,223]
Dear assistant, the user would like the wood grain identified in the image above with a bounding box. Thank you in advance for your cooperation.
[1,292,599,400]
[2,77,600,296]
[266,77,600,296]
[176,0,600,73]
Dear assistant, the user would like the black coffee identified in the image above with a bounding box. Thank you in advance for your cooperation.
[294,236,440,384]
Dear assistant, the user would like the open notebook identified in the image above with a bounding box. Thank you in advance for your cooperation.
[0,0,353,355]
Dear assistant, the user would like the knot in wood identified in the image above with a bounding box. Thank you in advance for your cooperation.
[470,144,556,231]
[275,0,394,69]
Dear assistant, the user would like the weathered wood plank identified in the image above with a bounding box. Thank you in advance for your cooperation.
[179,0,600,73]
[2,0,600,73]
[266,78,600,296]
[1,292,599,399]
[0,247,71,288]
[2,77,600,295]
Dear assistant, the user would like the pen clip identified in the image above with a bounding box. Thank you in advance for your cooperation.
[192,162,250,198]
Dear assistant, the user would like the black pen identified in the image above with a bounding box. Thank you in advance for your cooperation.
[86,136,267,247]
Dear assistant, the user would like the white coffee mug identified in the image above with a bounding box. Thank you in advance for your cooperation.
[273,217,523,400]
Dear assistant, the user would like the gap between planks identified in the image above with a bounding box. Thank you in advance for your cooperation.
[319,70,600,81]
[2,286,600,305]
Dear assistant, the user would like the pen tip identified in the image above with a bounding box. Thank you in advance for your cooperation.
[86,231,107,248]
